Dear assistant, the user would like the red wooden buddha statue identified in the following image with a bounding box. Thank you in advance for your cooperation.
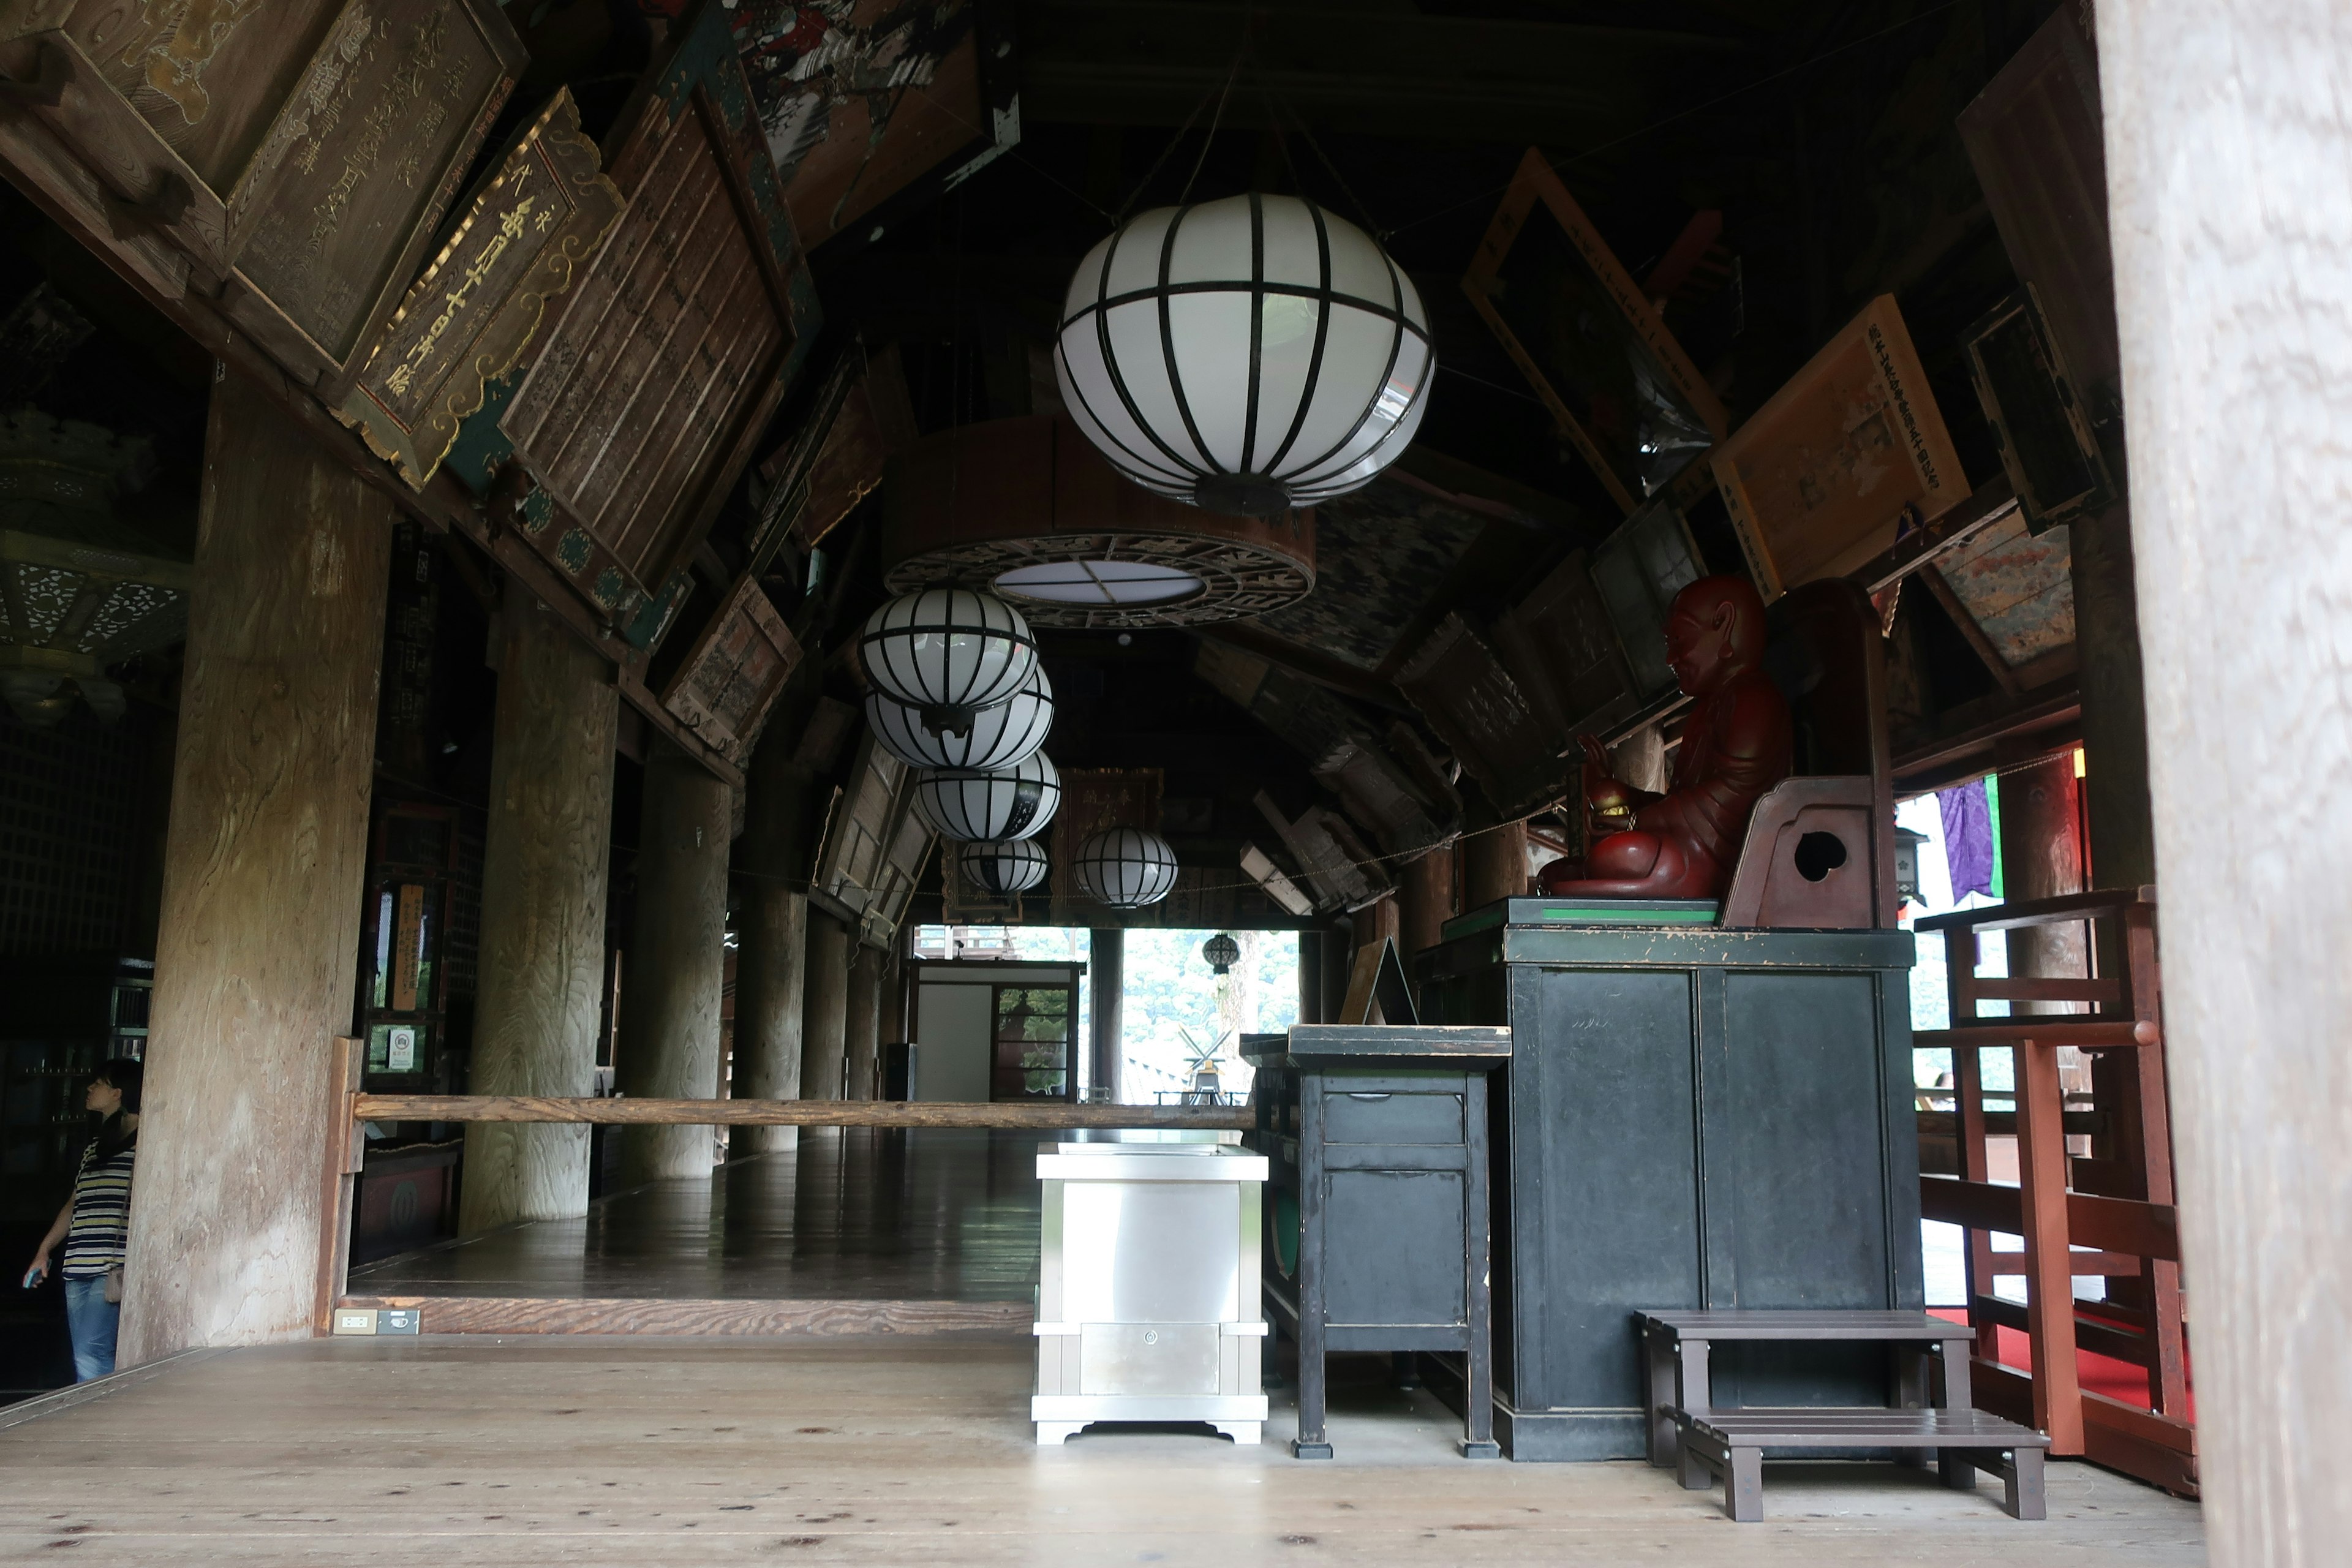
[1537,575,1792,901]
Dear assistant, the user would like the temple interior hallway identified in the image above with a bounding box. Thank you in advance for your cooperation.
[350,1129,1041,1313]
[0,1337,2204,1566]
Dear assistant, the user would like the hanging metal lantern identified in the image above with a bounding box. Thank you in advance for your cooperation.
[1202,932,1240,974]
[1074,826,1180,910]
[963,837,1050,897]
[858,587,1039,734]
[866,663,1054,771]
[913,752,1061,842]
[1055,193,1433,518]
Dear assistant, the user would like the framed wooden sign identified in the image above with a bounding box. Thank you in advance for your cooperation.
[1,0,522,389]
[730,0,1018,251]
[1396,613,1570,820]
[1589,501,1703,701]
[499,0,815,634]
[337,89,622,489]
[1711,295,1970,600]
[810,731,910,922]
[1464,147,1728,515]
[1962,287,2115,535]
[658,573,802,766]
[224,0,526,380]
[1489,549,1636,737]
[1047,767,1161,921]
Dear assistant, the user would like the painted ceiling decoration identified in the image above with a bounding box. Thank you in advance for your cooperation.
[725,0,1019,250]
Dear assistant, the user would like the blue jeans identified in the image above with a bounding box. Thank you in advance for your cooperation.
[63,1276,118,1382]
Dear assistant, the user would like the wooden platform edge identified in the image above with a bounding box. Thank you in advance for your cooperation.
[0,1346,233,1431]
[334,1296,1036,1336]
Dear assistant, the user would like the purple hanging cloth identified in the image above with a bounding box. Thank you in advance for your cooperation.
[1938,780,1994,901]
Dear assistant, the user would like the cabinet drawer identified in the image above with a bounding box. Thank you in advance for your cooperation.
[1079,1322,1220,1396]
[1322,1090,1463,1145]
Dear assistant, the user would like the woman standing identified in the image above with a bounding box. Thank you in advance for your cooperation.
[24,1060,142,1381]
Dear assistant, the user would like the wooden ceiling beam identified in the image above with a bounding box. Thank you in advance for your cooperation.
[1017,1,1746,139]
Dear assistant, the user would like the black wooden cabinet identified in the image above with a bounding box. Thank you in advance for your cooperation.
[1245,1023,1512,1458]
[1416,900,1923,1460]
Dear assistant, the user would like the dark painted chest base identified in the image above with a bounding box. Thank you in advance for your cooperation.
[1417,907,1924,1460]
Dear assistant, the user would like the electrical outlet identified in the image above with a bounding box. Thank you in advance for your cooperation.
[331,1309,377,1336]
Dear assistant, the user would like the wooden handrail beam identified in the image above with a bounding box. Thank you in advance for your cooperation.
[1915,1020,2160,1049]
[353,1095,1256,1130]
[1915,885,2156,933]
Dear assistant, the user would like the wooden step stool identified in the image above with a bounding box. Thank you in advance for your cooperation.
[1638,1309,2049,1521]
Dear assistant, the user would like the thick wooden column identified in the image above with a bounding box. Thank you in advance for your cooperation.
[613,744,730,1185]
[1464,820,1529,909]
[1088,927,1124,1099]
[2099,6,2352,1556]
[1295,929,1323,1025]
[800,911,851,1100]
[731,713,824,1154]
[843,942,883,1100]
[461,602,617,1231]
[120,372,392,1363]
[1997,752,2089,1010]
[1397,846,1456,959]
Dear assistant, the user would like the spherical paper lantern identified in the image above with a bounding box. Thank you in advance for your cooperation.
[867,663,1053,771]
[1055,193,1433,518]
[963,838,1050,897]
[913,752,1061,842]
[1074,826,1180,910]
[858,587,1039,733]
[1202,932,1240,975]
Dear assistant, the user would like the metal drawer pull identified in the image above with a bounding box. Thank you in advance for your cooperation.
[1343,1092,1392,1101]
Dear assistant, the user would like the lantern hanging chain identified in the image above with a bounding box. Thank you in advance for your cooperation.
[1177,36,1246,206]
[1250,63,1388,244]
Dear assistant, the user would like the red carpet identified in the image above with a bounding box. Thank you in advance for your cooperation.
[1930,1306,2195,1419]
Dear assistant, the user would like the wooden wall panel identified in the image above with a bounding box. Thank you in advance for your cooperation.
[659,573,802,766]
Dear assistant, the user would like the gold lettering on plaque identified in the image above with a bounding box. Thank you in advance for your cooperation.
[118,0,270,127]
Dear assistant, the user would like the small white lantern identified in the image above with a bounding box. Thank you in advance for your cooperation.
[1055,193,1433,517]
[858,587,1039,733]
[866,664,1053,771]
[913,752,1061,842]
[963,837,1050,896]
[1074,826,1180,909]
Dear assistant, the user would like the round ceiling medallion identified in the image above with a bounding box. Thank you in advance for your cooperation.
[881,415,1314,630]
[993,559,1205,608]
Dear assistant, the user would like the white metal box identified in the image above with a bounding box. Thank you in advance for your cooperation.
[1032,1140,1269,1445]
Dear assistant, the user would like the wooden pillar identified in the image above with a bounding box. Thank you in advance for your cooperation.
[613,744,729,1184]
[1354,894,1401,961]
[800,911,851,1100]
[1320,919,1352,1023]
[1464,819,1529,909]
[119,372,392,1363]
[1997,752,2089,1011]
[2099,6,2352,1555]
[1295,929,1323,1025]
[461,601,617,1232]
[843,941,883,1100]
[1088,927,1123,1099]
[1396,846,1455,959]
[731,712,824,1153]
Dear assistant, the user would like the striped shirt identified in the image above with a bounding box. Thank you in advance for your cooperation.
[61,1134,135,1280]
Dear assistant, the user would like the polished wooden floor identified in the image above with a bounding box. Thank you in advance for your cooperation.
[0,1336,2204,1566]
[348,1130,1041,1330]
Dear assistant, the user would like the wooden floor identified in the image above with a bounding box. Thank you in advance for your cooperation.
[0,1336,2204,1565]
[353,1129,1039,1301]
[345,1130,1042,1333]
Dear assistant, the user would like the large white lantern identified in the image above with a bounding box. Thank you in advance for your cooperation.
[913,752,1061,842]
[1074,826,1180,909]
[866,663,1053,771]
[859,587,1039,733]
[1055,193,1433,517]
[963,838,1050,896]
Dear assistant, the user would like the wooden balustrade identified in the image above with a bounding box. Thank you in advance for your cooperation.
[1913,885,2195,1496]
[351,1095,1255,1131]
